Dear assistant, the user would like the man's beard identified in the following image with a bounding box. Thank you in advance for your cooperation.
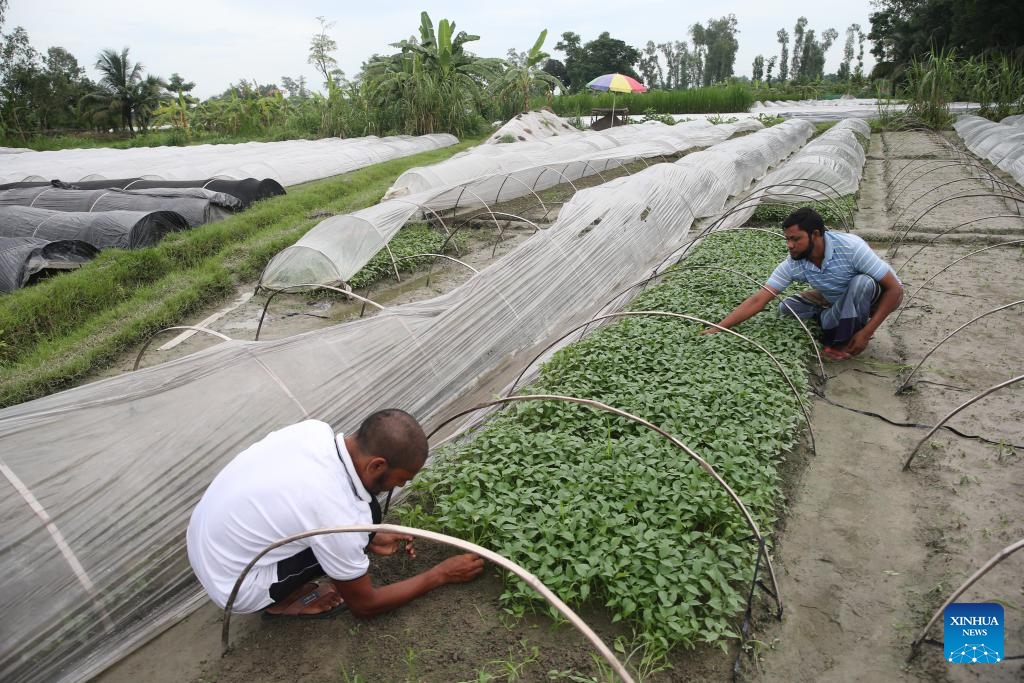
[368,470,390,495]
[791,243,813,260]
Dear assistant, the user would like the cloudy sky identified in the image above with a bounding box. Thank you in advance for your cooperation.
[7,1,877,98]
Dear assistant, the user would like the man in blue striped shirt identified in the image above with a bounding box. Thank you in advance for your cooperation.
[706,207,903,359]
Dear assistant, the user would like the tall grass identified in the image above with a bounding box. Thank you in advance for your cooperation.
[878,48,1024,130]
[962,54,1024,120]
[0,137,484,407]
[540,85,755,116]
[901,47,961,128]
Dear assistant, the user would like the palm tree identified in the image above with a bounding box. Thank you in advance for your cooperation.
[90,47,144,133]
[132,74,168,133]
[491,30,562,114]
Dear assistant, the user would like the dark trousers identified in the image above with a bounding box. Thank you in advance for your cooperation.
[268,495,382,602]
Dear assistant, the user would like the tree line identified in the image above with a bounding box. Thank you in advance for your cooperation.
[2,1,1020,144]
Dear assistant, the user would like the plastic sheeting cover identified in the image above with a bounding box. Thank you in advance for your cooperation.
[0,236,98,292]
[0,186,239,227]
[718,118,869,229]
[0,178,286,209]
[0,206,189,250]
[0,119,824,683]
[486,110,579,143]
[955,114,1024,186]
[261,119,768,288]
[0,135,458,187]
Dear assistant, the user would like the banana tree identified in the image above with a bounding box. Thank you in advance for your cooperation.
[491,29,563,114]
[367,11,501,135]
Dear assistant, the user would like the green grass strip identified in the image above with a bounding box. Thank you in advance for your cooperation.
[0,137,483,407]
[542,85,755,117]
[402,230,811,658]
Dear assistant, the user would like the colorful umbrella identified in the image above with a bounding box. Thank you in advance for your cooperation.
[586,73,647,128]
[586,73,648,94]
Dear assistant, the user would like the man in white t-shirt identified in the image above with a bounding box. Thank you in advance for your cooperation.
[187,409,483,618]
[705,207,903,360]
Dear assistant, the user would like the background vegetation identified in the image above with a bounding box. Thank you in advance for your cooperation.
[9,3,1020,151]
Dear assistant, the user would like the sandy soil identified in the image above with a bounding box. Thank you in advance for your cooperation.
[749,130,1024,682]
[97,130,1023,682]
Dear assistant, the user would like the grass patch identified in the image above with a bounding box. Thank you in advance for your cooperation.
[0,136,484,407]
[543,85,755,117]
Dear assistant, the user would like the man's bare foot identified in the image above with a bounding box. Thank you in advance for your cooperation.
[263,580,346,619]
[823,346,852,361]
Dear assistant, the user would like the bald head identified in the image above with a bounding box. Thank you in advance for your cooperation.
[354,409,428,472]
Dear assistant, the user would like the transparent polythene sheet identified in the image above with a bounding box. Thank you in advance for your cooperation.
[260,118,771,288]
[0,187,236,227]
[0,134,457,187]
[0,206,189,250]
[485,110,580,144]
[0,120,825,683]
[717,119,869,230]
[955,115,1024,186]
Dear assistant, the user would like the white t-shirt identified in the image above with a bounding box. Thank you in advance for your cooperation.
[186,420,373,613]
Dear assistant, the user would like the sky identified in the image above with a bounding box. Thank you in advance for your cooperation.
[6,1,878,99]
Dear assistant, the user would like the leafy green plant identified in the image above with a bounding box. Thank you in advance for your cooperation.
[639,109,676,126]
[754,113,785,127]
[750,196,855,226]
[404,231,810,660]
[706,114,740,125]
[346,223,465,290]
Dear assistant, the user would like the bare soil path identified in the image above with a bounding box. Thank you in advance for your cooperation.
[751,130,1024,682]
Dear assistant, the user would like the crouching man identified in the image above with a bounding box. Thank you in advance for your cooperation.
[705,207,903,359]
[187,408,483,618]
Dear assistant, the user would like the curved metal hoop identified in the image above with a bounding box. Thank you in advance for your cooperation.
[254,284,386,341]
[676,266,828,381]
[703,181,854,234]
[887,158,962,197]
[886,160,1007,211]
[903,374,1024,470]
[425,393,784,617]
[891,194,1024,255]
[890,178,1024,232]
[593,266,826,382]
[436,209,545,264]
[658,227,785,273]
[893,240,1024,323]
[385,252,479,287]
[485,172,549,216]
[133,326,232,371]
[219,524,635,683]
[503,312,815,454]
[745,177,856,231]
[895,214,1024,276]
[909,537,1024,658]
[897,300,1024,392]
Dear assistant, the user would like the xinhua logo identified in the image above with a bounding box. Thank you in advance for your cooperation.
[944,603,1004,664]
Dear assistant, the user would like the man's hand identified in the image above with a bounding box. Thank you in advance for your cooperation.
[699,327,720,336]
[367,532,416,558]
[845,329,871,356]
[434,553,485,584]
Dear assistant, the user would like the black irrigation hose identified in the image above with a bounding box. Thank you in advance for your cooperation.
[810,389,1024,451]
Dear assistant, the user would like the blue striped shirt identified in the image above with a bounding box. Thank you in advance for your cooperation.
[766,231,895,303]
